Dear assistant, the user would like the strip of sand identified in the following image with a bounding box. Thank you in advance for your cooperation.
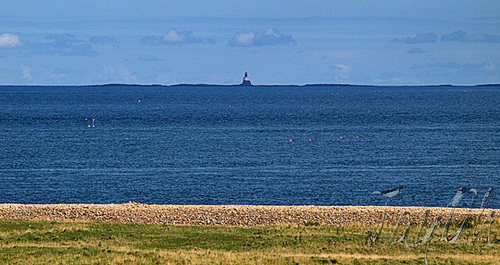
[0,203,497,227]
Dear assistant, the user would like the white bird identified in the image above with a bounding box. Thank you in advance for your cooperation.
[373,186,403,198]
[448,187,477,207]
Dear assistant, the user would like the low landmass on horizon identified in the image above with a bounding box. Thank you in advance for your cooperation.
[2,81,500,88]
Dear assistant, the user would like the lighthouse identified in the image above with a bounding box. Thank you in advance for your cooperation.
[241,72,252,86]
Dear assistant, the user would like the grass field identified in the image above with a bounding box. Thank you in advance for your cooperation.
[0,218,498,264]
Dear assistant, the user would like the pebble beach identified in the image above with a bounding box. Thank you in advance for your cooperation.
[0,203,498,227]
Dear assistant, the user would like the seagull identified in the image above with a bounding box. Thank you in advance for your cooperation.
[449,187,469,207]
[369,185,404,243]
[373,186,404,198]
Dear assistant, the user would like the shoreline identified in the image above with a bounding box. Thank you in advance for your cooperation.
[1,203,498,227]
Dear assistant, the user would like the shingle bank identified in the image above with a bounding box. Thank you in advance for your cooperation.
[0,203,497,227]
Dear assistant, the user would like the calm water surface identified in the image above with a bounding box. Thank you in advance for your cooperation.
[0,85,499,208]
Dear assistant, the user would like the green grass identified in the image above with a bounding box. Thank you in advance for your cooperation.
[0,219,498,264]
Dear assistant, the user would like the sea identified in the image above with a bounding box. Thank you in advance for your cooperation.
[0,85,499,208]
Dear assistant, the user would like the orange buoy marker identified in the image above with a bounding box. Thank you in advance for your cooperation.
[356,136,359,139]
[339,136,342,139]
[308,139,312,142]
[289,139,293,143]
[92,118,95,127]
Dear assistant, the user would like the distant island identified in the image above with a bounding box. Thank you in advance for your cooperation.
[2,83,499,89]
[83,83,500,88]
[1,73,499,88]
[1,71,499,89]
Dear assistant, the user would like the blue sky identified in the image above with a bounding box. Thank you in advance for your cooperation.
[1,0,499,85]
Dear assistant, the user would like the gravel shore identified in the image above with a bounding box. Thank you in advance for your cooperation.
[0,203,497,227]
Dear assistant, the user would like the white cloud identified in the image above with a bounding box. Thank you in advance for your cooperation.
[141,29,214,45]
[99,65,136,83]
[0,33,21,48]
[228,28,294,47]
[230,32,255,46]
[162,29,189,43]
[331,64,351,82]
[21,64,33,82]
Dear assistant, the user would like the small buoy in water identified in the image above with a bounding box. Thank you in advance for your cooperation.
[356,136,359,139]
[88,125,91,128]
[289,139,292,143]
[339,136,342,139]
[138,100,141,103]
[308,139,312,142]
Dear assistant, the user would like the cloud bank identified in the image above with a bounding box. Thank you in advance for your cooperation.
[0,33,21,48]
[25,33,99,57]
[141,29,214,45]
[441,30,500,43]
[392,33,438,44]
[228,28,294,47]
[394,30,500,45]
[89,35,120,47]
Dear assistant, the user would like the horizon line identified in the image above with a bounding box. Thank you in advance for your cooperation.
[1,83,499,88]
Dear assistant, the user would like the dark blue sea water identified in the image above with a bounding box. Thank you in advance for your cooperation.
[0,85,499,208]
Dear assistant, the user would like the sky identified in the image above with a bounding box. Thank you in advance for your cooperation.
[1,0,500,85]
